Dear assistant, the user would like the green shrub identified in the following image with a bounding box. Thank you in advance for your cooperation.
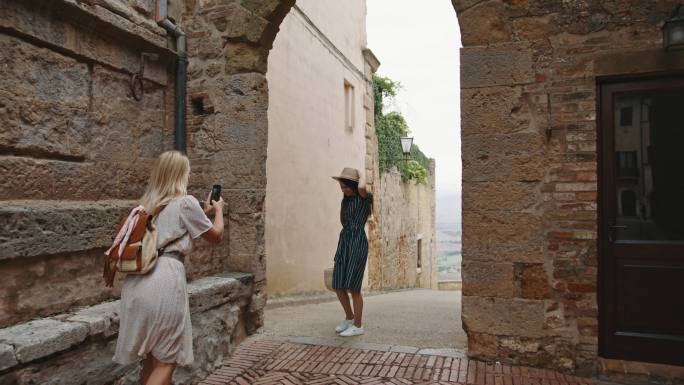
[373,74,431,184]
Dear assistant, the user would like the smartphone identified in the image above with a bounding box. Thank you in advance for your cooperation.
[211,184,221,203]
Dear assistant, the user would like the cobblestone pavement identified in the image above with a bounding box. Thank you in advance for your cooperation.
[199,338,594,385]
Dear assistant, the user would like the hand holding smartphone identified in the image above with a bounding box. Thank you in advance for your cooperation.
[210,184,221,203]
[200,184,222,212]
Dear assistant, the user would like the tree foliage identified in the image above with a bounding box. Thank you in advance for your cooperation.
[373,74,431,184]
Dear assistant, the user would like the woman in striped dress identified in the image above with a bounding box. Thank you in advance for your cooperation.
[331,167,373,337]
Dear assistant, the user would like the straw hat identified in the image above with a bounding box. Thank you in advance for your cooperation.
[332,167,360,182]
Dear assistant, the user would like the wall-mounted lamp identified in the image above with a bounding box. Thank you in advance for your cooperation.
[663,4,684,52]
[400,136,414,160]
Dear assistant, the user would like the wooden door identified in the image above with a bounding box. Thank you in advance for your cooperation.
[599,76,684,366]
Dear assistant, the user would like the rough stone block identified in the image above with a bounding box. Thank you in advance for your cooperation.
[0,34,89,158]
[0,343,18,371]
[0,319,88,363]
[462,262,515,298]
[457,1,511,46]
[130,0,153,15]
[462,210,544,263]
[187,274,253,313]
[224,42,268,74]
[205,3,268,44]
[0,156,151,201]
[0,200,135,260]
[184,241,231,280]
[463,182,541,212]
[188,109,267,154]
[0,0,168,83]
[461,86,536,137]
[68,300,120,337]
[461,44,535,88]
[228,213,263,256]
[240,0,283,19]
[0,249,114,328]
[462,296,546,338]
[467,332,498,359]
[517,264,552,300]
[462,132,547,182]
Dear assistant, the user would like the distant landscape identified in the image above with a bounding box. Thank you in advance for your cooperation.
[436,192,461,281]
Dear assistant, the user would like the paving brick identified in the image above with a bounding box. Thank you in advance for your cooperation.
[198,337,595,385]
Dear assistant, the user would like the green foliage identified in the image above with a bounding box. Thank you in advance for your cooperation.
[373,74,431,184]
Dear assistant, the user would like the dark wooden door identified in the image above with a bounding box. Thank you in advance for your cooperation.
[599,77,684,366]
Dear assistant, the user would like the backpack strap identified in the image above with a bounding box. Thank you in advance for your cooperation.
[149,203,185,256]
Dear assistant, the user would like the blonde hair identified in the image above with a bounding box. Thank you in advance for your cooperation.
[140,151,190,212]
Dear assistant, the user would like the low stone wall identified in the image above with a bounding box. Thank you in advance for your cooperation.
[0,273,253,385]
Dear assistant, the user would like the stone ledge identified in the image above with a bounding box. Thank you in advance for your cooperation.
[0,199,136,260]
[0,319,89,365]
[0,273,253,373]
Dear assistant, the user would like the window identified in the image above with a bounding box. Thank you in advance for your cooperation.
[616,151,638,178]
[344,80,355,131]
[416,239,422,269]
[620,106,633,126]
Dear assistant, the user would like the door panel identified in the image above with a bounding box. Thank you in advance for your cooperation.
[599,77,684,366]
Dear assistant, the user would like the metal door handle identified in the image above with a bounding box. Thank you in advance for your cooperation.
[609,225,627,229]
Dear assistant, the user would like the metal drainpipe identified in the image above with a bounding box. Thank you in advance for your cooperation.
[156,0,187,153]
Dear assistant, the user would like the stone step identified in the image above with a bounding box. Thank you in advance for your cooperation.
[0,272,253,384]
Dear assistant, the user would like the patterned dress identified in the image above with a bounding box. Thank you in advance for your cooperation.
[332,192,373,292]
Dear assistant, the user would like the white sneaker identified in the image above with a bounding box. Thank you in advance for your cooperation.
[335,319,354,333]
[340,325,365,337]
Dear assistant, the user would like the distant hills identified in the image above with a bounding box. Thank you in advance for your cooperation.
[436,191,461,230]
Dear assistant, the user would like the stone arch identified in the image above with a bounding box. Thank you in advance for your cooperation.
[179,0,461,332]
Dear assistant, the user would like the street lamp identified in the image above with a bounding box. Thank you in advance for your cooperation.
[400,136,413,160]
[663,4,684,51]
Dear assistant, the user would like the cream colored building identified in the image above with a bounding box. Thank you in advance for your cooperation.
[266,0,372,296]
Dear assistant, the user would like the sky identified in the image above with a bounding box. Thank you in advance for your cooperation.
[366,1,462,196]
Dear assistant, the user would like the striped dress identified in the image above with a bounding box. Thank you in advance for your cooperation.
[332,192,373,292]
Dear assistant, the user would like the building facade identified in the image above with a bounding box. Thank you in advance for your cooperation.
[265,0,371,297]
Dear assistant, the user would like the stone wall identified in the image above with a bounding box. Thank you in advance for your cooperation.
[0,0,175,329]
[456,0,684,374]
[369,161,437,291]
[0,0,298,333]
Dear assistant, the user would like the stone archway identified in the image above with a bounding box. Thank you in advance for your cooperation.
[177,0,469,353]
[182,0,597,369]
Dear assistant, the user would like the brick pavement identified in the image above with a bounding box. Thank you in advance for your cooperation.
[199,338,594,385]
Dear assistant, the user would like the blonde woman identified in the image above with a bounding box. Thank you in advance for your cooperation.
[112,151,224,385]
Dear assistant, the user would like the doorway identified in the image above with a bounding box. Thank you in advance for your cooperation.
[599,76,684,366]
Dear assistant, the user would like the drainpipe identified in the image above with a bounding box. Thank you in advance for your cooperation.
[155,0,187,153]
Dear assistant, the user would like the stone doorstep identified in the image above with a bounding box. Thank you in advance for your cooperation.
[265,288,420,310]
[268,335,467,358]
[0,273,253,373]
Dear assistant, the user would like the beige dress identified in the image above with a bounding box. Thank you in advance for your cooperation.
[113,195,213,366]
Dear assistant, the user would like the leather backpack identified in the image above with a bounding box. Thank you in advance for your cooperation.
[103,205,180,287]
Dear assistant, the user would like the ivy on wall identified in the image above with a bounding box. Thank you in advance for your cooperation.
[373,74,431,184]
